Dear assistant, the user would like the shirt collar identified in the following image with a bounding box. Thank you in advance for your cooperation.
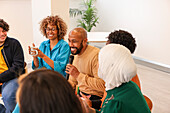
[44,39,64,50]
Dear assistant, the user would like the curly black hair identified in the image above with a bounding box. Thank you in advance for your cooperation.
[107,30,136,53]
[0,19,9,32]
[40,15,67,40]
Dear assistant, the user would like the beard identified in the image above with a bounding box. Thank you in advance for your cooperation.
[70,41,83,55]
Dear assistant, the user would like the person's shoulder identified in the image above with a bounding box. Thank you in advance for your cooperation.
[7,37,17,41]
[59,39,69,45]
[88,45,100,53]
[41,40,49,44]
[85,45,100,59]
[6,37,21,44]
[59,39,70,48]
[39,40,50,47]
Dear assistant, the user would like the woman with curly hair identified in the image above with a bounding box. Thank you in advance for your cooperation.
[28,15,70,77]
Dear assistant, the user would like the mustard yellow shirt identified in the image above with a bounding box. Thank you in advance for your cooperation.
[69,45,105,97]
[0,46,8,74]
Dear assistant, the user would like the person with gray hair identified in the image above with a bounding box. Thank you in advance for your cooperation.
[83,44,150,113]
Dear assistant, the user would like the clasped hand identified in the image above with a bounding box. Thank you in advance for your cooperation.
[28,43,45,58]
[65,64,80,78]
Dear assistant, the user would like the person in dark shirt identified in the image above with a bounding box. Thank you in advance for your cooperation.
[0,19,25,113]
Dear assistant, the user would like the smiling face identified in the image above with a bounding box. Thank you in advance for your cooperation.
[45,24,58,41]
[68,37,84,55]
[68,29,87,55]
[0,27,7,46]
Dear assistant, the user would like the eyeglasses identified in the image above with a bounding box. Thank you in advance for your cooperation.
[45,27,57,32]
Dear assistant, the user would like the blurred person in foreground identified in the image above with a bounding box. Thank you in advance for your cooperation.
[13,69,84,113]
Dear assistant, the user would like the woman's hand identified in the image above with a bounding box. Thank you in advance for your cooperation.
[28,43,37,58]
[28,43,45,58]
[34,48,45,58]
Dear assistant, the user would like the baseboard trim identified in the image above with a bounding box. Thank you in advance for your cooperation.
[133,56,170,74]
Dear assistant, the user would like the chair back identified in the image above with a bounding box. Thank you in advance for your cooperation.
[131,74,141,89]
[143,95,153,111]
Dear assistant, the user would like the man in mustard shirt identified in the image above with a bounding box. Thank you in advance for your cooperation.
[0,19,25,113]
[66,27,105,110]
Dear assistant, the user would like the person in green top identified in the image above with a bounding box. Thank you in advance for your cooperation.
[82,44,151,113]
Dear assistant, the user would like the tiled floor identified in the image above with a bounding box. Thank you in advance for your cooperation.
[0,64,170,113]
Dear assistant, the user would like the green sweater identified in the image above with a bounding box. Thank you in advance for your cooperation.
[96,81,151,113]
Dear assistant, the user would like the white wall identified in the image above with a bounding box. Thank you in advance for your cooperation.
[69,0,81,31]
[70,0,170,66]
[0,0,33,62]
[31,0,69,45]
[51,0,70,40]
[31,0,51,47]
[0,0,70,64]
[1,0,170,66]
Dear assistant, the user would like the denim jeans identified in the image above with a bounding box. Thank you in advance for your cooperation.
[1,78,18,113]
[0,104,5,113]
